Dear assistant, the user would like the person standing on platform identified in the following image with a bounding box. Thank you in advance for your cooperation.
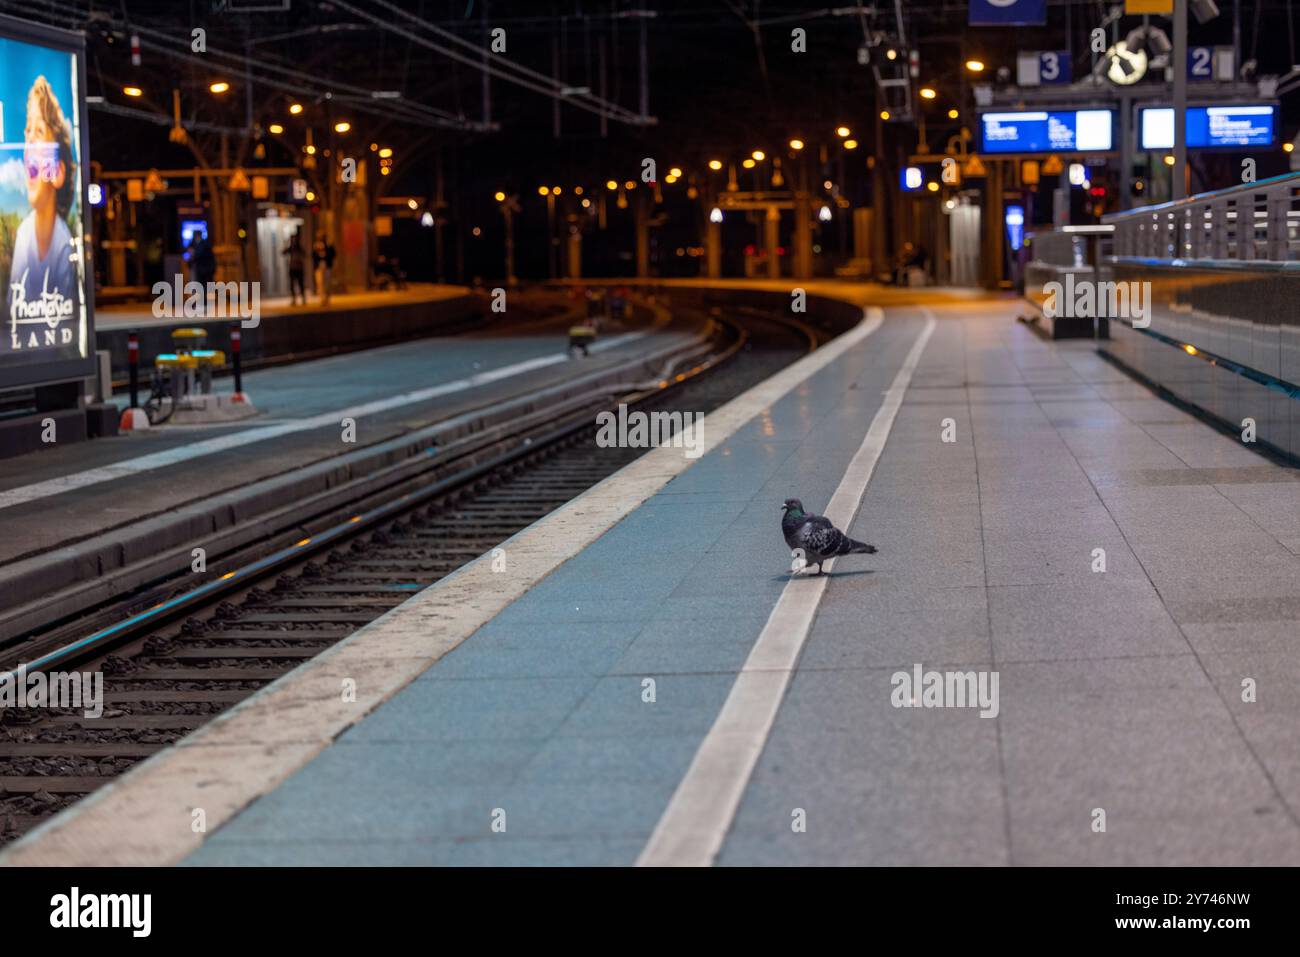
[313,237,336,306]
[284,231,306,306]
[192,233,216,286]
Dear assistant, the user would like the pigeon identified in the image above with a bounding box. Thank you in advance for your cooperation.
[781,497,877,575]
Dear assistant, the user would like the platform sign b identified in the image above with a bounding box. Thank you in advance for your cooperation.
[969,0,1046,26]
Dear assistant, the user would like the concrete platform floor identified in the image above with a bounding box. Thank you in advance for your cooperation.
[173,295,1300,867]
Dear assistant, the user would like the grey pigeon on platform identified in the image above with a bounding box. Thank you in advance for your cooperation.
[781,498,877,575]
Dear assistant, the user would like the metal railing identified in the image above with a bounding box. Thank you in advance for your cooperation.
[1103,171,1300,263]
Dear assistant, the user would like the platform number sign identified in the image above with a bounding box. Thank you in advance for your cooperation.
[1189,46,1214,79]
[1038,51,1071,84]
[1017,50,1072,86]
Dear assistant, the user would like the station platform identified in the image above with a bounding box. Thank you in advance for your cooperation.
[5,286,1300,867]
[0,299,706,637]
[90,283,483,379]
[93,283,472,331]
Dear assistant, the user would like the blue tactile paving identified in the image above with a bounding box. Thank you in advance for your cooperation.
[185,310,927,866]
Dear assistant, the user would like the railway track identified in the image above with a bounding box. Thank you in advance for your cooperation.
[0,306,821,845]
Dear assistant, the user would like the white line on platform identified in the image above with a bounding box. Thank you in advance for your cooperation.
[0,307,886,867]
[636,310,937,868]
[0,332,645,512]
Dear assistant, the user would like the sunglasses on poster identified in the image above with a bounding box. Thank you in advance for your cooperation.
[22,142,61,181]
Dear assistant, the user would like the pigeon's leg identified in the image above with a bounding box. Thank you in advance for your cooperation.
[815,562,824,575]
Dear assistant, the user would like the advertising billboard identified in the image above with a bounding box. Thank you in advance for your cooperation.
[0,14,94,391]
[1139,105,1276,150]
[979,109,1115,155]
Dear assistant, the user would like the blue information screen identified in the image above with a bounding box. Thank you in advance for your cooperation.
[1139,105,1276,149]
[979,109,1114,154]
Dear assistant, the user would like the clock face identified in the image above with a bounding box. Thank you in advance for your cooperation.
[1106,42,1148,85]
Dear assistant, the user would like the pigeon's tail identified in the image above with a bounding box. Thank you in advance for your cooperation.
[839,537,878,556]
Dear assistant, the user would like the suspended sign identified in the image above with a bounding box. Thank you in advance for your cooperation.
[1188,46,1234,81]
[1126,0,1173,12]
[1139,105,1276,149]
[969,0,1046,26]
[979,109,1115,154]
[0,14,96,389]
[1017,51,1072,86]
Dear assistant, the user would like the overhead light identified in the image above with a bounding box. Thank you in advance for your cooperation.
[538,186,550,196]
[965,59,985,73]
[927,181,940,192]
[268,123,284,134]
[789,139,804,151]
[334,121,351,133]
[836,126,850,138]
[1163,154,1176,166]
[306,190,316,202]
[752,150,765,161]
[880,110,891,121]
[407,198,418,209]
[606,179,618,190]
[843,139,858,150]
[289,103,304,115]
[709,206,723,223]
[574,186,583,195]
[494,191,506,201]
[742,158,755,169]
[886,49,897,61]
[421,211,434,227]
[818,205,832,221]
[919,87,936,99]
[1068,163,1086,185]
[708,159,723,170]
[1286,143,1295,154]
[624,180,636,190]
[669,167,682,178]
[123,86,143,97]
[378,147,393,158]
[209,81,230,94]
[582,198,591,208]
